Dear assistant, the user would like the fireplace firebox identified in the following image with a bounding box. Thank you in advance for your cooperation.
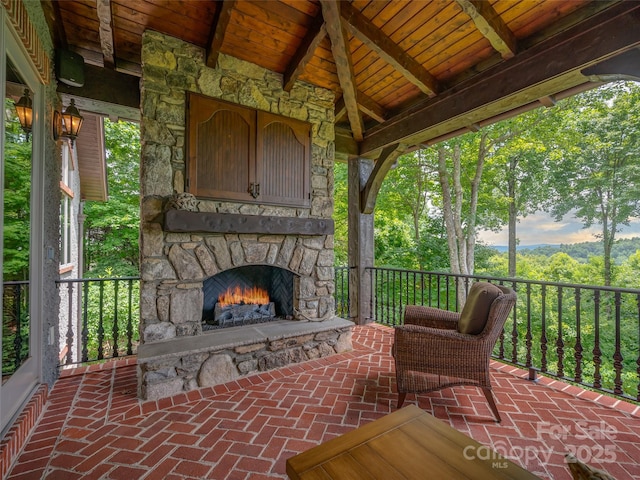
[202,265,295,329]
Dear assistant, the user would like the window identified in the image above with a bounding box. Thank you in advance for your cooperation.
[187,94,311,207]
[60,142,73,266]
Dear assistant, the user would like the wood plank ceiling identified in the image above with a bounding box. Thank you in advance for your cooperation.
[43,0,640,160]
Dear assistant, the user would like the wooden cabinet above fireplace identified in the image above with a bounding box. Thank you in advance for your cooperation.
[187,93,311,207]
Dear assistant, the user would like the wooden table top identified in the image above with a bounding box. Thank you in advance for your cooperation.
[286,405,543,480]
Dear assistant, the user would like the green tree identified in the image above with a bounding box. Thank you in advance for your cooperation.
[84,119,140,276]
[547,82,640,286]
[3,101,31,280]
[484,108,558,276]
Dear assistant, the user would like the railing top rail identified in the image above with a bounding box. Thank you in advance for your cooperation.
[55,276,141,285]
[365,266,640,295]
[2,280,30,286]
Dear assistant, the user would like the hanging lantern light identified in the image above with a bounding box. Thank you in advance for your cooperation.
[61,98,83,145]
[14,88,33,138]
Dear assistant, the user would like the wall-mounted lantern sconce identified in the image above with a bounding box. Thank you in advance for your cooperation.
[60,98,83,145]
[14,88,33,139]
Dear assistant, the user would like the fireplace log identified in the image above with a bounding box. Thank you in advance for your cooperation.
[164,210,334,235]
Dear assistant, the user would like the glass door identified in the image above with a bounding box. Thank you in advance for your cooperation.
[0,16,41,432]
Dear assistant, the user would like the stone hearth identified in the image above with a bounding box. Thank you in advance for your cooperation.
[137,317,352,400]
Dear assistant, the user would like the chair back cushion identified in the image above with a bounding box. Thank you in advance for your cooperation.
[458,282,503,334]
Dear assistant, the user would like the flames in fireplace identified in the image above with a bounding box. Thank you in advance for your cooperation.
[212,285,276,328]
[218,286,269,307]
[202,266,295,330]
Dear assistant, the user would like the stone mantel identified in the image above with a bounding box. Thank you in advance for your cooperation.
[164,210,334,235]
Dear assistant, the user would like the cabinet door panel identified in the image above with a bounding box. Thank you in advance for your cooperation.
[258,112,310,207]
[188,94,255,201]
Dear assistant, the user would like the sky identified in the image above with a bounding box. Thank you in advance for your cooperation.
[478,211,640,247]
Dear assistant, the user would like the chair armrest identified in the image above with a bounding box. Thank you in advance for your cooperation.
[393,324,493,370]
[404,305,460,330]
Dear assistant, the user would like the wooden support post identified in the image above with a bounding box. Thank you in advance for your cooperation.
[348,158,374,325]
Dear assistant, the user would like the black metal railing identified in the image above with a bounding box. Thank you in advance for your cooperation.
[366,267,640,403]
[2,281,30,378]
[334,266,352,318]
[56,277,140,366]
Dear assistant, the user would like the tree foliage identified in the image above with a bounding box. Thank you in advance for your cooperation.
[84,119,140,276]
[546,82,640,285]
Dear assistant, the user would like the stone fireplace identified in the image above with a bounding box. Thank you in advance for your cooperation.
[137,31,352,400]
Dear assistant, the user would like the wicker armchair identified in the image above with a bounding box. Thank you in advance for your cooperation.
[393,282,516,422]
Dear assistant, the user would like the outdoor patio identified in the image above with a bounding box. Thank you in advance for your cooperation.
[6,323,640,480]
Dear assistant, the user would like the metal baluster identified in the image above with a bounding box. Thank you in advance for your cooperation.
[428,274,432,307]
[112,280,119,357]
[593,290,602,389]
[574,287,583,383]
[127,279,134,356]
[613,291,623,395]
[392,270,397,325]
[526,283,534,380]
[445,276,450,310]
[397,270,402,325]
[98,281,105,360]
[386,269,390,326]
[13,284,23,369]
[557,286,565,378]
[436,275,441,309]
[636,293,640,402]
[413,272,418,305]
[541,284,548,373]
[66,282,74,364]
[511,281,518,363]
[82,281,89,362]
[373,269,378,323]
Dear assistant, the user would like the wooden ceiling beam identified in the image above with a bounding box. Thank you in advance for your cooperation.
[360,1,640,157]
[360,143,404,214]
[283,14,326,92]
[41,0,68,50]
[581,48,640,82]
[206,0,236,69]
[456,0,516,60]
[96,0,116,69]
[321,0,364,142]
[357,91,386,124]
[340,1,439,96]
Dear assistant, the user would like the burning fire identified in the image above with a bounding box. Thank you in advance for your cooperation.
[218,286,270,307]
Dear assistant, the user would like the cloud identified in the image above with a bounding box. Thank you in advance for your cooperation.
[479,211,640,246]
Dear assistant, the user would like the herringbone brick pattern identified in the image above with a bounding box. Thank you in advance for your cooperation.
[6,324,640,480]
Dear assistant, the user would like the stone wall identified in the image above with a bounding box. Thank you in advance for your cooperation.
[139,30,336,341]
[138,31,345,399]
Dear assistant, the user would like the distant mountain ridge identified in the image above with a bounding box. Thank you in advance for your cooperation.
[486,237,640,264]
[490,244,559,253]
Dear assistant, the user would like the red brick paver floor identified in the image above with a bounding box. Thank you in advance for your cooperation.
[6,324,640,480]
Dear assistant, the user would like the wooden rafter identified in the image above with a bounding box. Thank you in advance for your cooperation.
[357,91,386,124]
[334,92,386,124]
[360,143,404,214]
[456,0,516,60]
[321,0,364,142]
[334,96,347,122]
[538,96,556,108]
[206,0,236,69]
[340,1,439,96]
[96,0,115,69]
[41,0,68,50]
[283,15,326,92]
[360,1,640,157]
